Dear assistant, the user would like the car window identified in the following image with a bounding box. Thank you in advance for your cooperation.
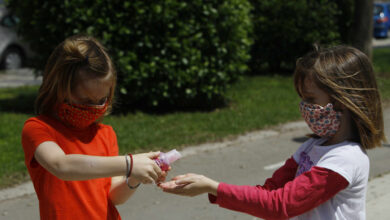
[374,5,384,16]
[1,14,18,28]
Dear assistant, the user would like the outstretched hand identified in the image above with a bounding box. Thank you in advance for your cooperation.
[159,173,219,197]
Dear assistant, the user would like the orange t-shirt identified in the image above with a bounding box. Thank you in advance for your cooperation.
[21,115,121,220]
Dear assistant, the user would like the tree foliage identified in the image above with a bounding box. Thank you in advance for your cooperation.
[7,0,253,109]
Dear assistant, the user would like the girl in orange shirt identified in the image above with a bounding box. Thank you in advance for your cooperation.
[22,35,165,220]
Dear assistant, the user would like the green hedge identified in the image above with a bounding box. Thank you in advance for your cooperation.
[7,0,252,109]
[248,0,342,73]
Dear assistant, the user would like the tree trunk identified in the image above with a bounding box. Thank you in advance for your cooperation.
[349,0,373,59]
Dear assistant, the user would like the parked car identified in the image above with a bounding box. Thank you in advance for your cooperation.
[0,6,32,70]
[373,2,390,38]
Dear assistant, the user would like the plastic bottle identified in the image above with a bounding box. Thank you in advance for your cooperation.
[154,149,182,171]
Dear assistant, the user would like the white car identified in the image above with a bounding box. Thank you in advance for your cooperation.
[0,6,33,70]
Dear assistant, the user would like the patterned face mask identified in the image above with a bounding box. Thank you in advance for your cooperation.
[299,101,342,138]
[57,101,108,129]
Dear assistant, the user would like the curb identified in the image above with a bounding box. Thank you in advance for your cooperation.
[0,181,34,202]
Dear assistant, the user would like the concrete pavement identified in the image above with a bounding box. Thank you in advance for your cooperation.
[0,68,41,88]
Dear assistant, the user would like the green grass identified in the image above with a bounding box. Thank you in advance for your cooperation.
[1,47,390,188]
[109,75,301,152]
[373,47,390,75]
[373,47,390,100]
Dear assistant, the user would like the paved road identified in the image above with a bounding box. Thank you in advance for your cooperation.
[1,107,390,220]
[373,37,390,48]
[0,68,41,88]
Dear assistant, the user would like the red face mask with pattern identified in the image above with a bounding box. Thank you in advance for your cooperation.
[57,101,108,129]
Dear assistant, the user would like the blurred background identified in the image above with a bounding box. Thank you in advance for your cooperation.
[1,0,389,189]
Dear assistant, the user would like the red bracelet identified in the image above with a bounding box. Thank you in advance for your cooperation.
[128,153,133,178]
[126,154,140,189]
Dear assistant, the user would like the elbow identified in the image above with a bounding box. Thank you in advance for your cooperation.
[49,159,73,181]
[112,198,126,206]
[109,194,128,206]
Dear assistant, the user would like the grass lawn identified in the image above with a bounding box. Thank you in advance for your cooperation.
[0,48,390,188]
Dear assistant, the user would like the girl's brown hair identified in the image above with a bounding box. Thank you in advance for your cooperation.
[35,35,116,116]
[294,45,386,150]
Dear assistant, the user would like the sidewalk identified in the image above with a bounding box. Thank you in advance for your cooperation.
[0,68,41,88]
[366,172,390,219]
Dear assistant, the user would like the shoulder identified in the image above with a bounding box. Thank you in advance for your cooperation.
[320,142,368,164]
[23,116,52,133]
[317,142,369,184]
[95,123,117,140]
[96,123,115,134]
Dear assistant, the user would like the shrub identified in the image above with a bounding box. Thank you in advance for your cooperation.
[7,0,252,109]
[249,0,342,73]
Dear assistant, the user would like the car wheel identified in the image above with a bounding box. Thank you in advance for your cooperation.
[1,47,24,70]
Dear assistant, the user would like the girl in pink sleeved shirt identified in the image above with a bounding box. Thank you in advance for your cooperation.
[159,45,386,220]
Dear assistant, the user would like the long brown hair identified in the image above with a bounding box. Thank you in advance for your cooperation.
[294,45,386,150]
[35,35,116,116]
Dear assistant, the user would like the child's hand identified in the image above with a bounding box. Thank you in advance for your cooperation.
[131,152,162,184]
[156,166,171,185]
[159,173,219,197]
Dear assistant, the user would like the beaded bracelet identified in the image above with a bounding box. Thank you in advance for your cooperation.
[126,154,140,189]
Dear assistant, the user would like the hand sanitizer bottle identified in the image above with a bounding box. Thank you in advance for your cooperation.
[154,149,182,171]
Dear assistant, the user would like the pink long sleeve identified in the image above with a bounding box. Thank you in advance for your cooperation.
[208,166,348,219]
[262,157,299,190]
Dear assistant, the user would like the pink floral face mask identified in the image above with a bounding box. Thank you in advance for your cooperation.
[299,101,342,138]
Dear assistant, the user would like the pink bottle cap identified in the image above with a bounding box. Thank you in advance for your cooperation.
[164,149,182,164]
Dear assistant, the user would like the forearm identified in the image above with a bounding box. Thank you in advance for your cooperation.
[262,157,298,190]
[210,167,348,219]
[53,154,126,181]
[109,176,141,205]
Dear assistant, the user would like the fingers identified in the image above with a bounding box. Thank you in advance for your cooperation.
[145,151,160,159]
[143,163,161,183]
[174,176,196,185]
[161,183,195,197]
[171,173,196,181]
[133,152,164,183]
[141,176,155,184]
[156,171,168,183]
[159,180,181,189]
[152,162,163,178]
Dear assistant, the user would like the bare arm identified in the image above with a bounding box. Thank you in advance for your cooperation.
[34,141,162,182]
[109,176,141,205]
